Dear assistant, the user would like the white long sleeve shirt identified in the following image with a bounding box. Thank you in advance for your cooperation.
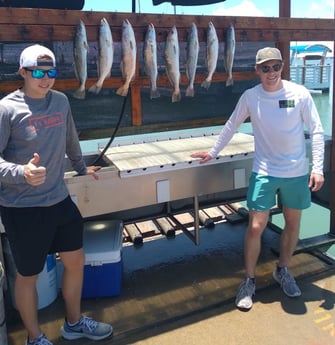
[209,80,324,178]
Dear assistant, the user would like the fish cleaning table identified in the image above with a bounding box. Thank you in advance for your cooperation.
[65,132,255,244]
[104,132,254,177]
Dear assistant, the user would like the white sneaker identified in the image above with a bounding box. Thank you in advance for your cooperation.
[61,315,113,340]
[25,334,53,345]
[235,277,255,310]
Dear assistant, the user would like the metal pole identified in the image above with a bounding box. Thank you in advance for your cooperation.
[329,37,335,235]
[194,194,200,245]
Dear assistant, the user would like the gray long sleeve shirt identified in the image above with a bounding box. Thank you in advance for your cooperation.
[0,89,86,207]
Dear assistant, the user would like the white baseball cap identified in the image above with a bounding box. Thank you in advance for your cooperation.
[19,44,56,68]
[256,47,282,65]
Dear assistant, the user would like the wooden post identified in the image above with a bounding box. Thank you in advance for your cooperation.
[278,0,291,80]
[329,39,335,235]
[130,38,142,126]
[325,1,335,235]
[279,0,291,17]
[130,80,142,126]
[277,41,290,81]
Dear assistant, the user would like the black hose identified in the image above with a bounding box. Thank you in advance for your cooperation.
[91,93,129,166]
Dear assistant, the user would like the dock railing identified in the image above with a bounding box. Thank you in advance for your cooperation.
[290,64,332,91]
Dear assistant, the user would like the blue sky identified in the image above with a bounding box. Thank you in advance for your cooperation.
[83,0,334,18]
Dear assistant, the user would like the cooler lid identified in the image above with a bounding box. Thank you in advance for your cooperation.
[83,220,123,263]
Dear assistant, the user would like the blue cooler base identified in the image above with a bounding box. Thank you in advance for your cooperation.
[82,260,122,298]
[81,220,123,299]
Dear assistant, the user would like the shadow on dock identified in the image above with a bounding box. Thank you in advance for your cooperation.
[5,217,335,345]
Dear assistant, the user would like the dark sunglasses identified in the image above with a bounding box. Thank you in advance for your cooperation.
[24,68,58,79]
[260,63,282,73]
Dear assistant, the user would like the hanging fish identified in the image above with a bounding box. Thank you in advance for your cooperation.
[88,17,114,95]
[143,23,160,99]
[186,22,199,97]
[164,25,181,103]
[224,23,235,86]
[116,19,136,97]
[73,19,88,99]
[201,22,218,90]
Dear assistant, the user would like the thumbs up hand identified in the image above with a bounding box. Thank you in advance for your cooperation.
[23,153,46,186]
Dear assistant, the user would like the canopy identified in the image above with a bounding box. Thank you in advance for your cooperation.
[290,44,332,54]
[0,0,84,10]
[153,0,226,6]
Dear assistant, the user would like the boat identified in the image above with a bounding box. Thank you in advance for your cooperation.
[0,3,335,345]
[290,43,333,91]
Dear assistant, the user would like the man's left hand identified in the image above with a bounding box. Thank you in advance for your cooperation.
[309,173,324,192]
[86,165,101,180]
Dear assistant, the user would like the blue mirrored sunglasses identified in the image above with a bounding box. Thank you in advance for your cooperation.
[24,68,58,79]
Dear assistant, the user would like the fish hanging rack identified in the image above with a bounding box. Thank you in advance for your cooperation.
[0,7,333,129]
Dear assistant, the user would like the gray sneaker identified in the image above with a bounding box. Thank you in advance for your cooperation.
[235,277,255,310]
[25,334,53,345]
[273,266,301,297]
[61,315,113,340]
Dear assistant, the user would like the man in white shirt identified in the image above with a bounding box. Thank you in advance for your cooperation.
[191,47,324,310]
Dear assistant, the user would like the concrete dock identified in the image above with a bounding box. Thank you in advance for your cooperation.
[5,218,335,345]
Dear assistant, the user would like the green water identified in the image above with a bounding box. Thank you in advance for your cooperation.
[312,92,332,136]
[274,92,334,259]
[240,92,335,258]
[81,92,335,259]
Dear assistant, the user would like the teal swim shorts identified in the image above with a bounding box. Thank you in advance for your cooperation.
[247,172,311,211]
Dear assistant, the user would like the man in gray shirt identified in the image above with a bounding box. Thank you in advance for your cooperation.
[0,44,112,345]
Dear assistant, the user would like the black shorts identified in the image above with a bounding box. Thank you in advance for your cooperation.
[0,196,83,276]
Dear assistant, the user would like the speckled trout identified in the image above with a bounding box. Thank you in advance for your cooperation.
[143,23,160,99]
[164,25,181,103]
[186,22,199,97]
[116,19,136,97]
[201,22,218,90]
[73,19,88,99]
[88,17,114,94]
[224,23,235,86]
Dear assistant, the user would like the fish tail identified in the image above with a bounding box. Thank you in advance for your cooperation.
[150,88,160,99]
[88,83,102,95]
[185,85,194,97]
[171,90,181,103]
[201,79,211,90]
[116,84,129,97]
[73,88,86,100]
[226,77,234,87]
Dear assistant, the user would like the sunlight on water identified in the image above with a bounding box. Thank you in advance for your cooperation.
[272,203,335,258]
[312,92,332,136]
[271,92,335,257]
[310,92,335,257]
[272,203,330,239]
[79,91,335,258]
